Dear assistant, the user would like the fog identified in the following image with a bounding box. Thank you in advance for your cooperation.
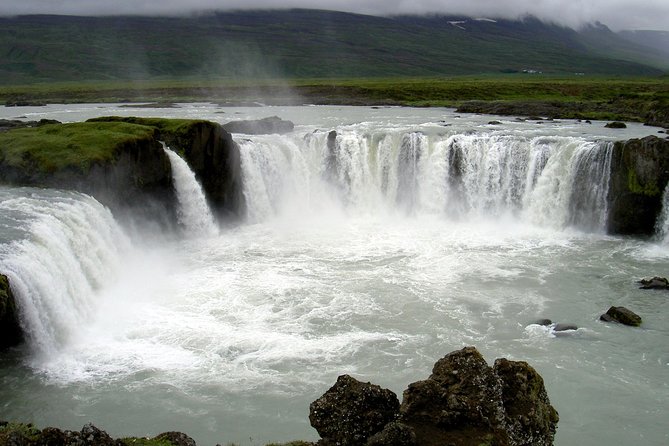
[1,0,669,31]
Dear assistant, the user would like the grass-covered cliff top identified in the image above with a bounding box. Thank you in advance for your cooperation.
[0,118,210,173]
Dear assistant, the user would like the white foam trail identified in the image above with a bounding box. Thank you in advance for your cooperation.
[0,191,130,355]
[163,144,218,237]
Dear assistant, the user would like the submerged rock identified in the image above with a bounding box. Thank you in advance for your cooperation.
[638,276,669,289]
[0,274,22,350]
[553,323,578,332]
[309,375,400,446]
[222,116,294,135]
[600,306,642,326]
[605,121,627,128]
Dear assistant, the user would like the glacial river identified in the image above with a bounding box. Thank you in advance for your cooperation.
[0,103,667,445]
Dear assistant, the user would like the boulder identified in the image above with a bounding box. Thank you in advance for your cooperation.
[88,117,244,221]
[638,276,669,289]
[494,359,559,446]
[0,274,22,350]
[80,423,117,446]
[553,323,578,332]
[605,121,627,128]
[222,116,294,135]
[365,421,417,446]
[600,306,642,326]
[399,347,558,446]
[309,374,400,446]
[607,136,669,236]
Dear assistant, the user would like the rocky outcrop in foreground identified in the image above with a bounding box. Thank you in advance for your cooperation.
[0,421,196,446]
[309,346,558,446]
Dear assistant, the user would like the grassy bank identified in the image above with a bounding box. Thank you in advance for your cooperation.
[1,76,668,125]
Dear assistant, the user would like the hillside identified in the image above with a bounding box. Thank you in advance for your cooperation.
[0,9,666,85]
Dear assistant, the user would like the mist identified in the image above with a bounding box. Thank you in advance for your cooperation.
[2,0,669,31]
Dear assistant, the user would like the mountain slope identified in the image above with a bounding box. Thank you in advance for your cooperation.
[0,9,665,85]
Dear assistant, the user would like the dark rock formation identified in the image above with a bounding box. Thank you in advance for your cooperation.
[0,421,195,446]
[398,347,558,446]
[365,421,417,446]
[607,136,669,236]
[605,121,627,129]
[534,319,552,326]
[553,323,578,332]
[309,347,558,446]
[222,116,294,135]
[638,276,669,289]
[0,274,22,350]
[0,121,177,226]
[88,117,244,220]
[600,306,642,326]
[309,374,400,446]
[494,358,560,446]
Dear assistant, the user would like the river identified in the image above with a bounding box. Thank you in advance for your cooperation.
[0,103,667,445]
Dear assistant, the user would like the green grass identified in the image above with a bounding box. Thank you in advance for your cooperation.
[0,121,157,172]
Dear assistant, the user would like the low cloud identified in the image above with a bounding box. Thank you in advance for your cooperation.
[1,0,668,31]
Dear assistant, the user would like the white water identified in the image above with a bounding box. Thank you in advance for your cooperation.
[163,144,219,237]
[0,105,667,446]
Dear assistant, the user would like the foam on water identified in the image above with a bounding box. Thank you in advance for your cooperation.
[0,106,667,446]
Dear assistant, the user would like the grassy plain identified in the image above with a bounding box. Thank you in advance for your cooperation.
[1,76,668,124]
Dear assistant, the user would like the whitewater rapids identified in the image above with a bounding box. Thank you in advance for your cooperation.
[0,104,667,446]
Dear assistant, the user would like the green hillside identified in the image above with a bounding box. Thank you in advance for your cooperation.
[0,9,666,85]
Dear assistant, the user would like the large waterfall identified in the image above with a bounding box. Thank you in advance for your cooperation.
[0,188,129,355]
[238,130,614,232]
[1,104,667,446]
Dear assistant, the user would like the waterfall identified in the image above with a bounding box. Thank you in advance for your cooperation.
[655,184,669,242]
[0,190,129,355]
[163,144,219,237]
[236,130,616,231]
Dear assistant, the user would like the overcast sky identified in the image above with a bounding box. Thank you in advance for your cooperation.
[1,0,668,31]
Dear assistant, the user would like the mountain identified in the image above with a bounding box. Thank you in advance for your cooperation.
[0,9,666,85]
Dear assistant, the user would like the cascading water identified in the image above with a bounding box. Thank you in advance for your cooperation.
[238,130,616,232]
[0,188,130,355]
[163,144,219,237]
[1,104,666,446]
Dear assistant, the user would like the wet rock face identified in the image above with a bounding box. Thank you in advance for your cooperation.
[0,274,22,350]
[607,136,669,236]
[309,374,400,446]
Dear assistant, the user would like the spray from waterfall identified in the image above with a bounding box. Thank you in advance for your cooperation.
[0,190,130,355]
[163,144,219,237]
[236,130,616,231]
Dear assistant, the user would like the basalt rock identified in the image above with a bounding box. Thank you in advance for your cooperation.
[223,116,294,135]
[0,422,194,446]
[605,121,627,129]
[399,347,558,446]
[607,136,669,236]
[600,306,642,326]
[88,117,244,221]
[310,347,559,446]
[309,374,400,446]
[638,276,669,289]
[0,274,22,350]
